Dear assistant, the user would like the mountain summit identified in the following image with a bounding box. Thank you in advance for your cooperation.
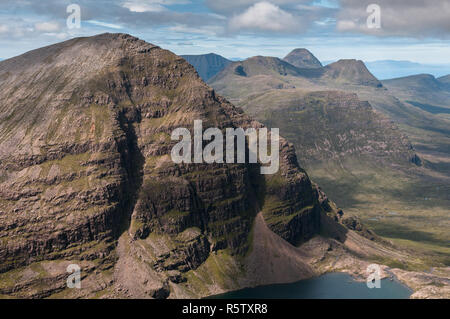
[181,53,231,81]
[283,48,323,69]
[323,59,382,87]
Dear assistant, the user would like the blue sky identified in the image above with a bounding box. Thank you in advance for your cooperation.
[0,0,449,66]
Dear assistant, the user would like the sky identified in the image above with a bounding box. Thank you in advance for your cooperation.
[0,0,450,67]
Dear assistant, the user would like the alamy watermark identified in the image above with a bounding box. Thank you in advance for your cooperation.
[66,4,81,30]
[66,264,81,289]
[171,120,280,175]
[366,264,381,289]
[367,4,381,29]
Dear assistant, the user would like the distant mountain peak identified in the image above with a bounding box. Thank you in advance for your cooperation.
[229,55,303,77]
[323,59,382,87]
[437,74,450,85]
[283,48,322,69]
[181,53,231,81]
[382,73,445,91]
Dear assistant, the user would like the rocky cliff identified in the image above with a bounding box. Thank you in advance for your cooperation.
[0,33,327,298]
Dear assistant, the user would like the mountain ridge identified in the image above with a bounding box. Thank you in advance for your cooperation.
[181,53,231,81]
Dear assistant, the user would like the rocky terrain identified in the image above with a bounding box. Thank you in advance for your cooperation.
[0,33,329,298]
[207,49,450,270]
[0,34,448,299]
[209,56,420,170]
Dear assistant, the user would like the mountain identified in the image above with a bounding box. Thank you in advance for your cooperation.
[262,91,418,166]
[283,48,322,69]
[383,74,443,91]
[208,51,450,266]
[322,59,383,87]
[382,74,450,110]
[219,56,304,78]
[181,53,231,81]
[365,60,450,80]
[438,74,450,85]
[0,33,423,299]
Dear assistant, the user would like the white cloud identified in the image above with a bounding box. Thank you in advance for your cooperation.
[122,2,166,12]
[43,32,70,40]
[336,20,358,31]
[168,24,223,36]
[34,21,60,32]
[0,25,9,34]
[86,20,123,30]
[229,1,301,32]
[122,0,190,13]
[337,0,450,38]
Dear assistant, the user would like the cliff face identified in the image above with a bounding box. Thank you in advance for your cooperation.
[0,34,323,297]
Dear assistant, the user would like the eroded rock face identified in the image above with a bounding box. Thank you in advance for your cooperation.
[0,33,324,297]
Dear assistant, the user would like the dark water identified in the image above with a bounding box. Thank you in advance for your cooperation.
[209,273,412,299]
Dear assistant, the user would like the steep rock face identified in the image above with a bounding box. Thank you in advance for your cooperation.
[181,53,232,81]
[283,48,323,69]
[0,34,322,294]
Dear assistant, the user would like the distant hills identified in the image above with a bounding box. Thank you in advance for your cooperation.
[364,60,450,80]
[209,55,415,169]
[179,51,450,83]
[181,53,231,81]
[220,55,305,78]
[205,47,450,260]
[382,74,450,108]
